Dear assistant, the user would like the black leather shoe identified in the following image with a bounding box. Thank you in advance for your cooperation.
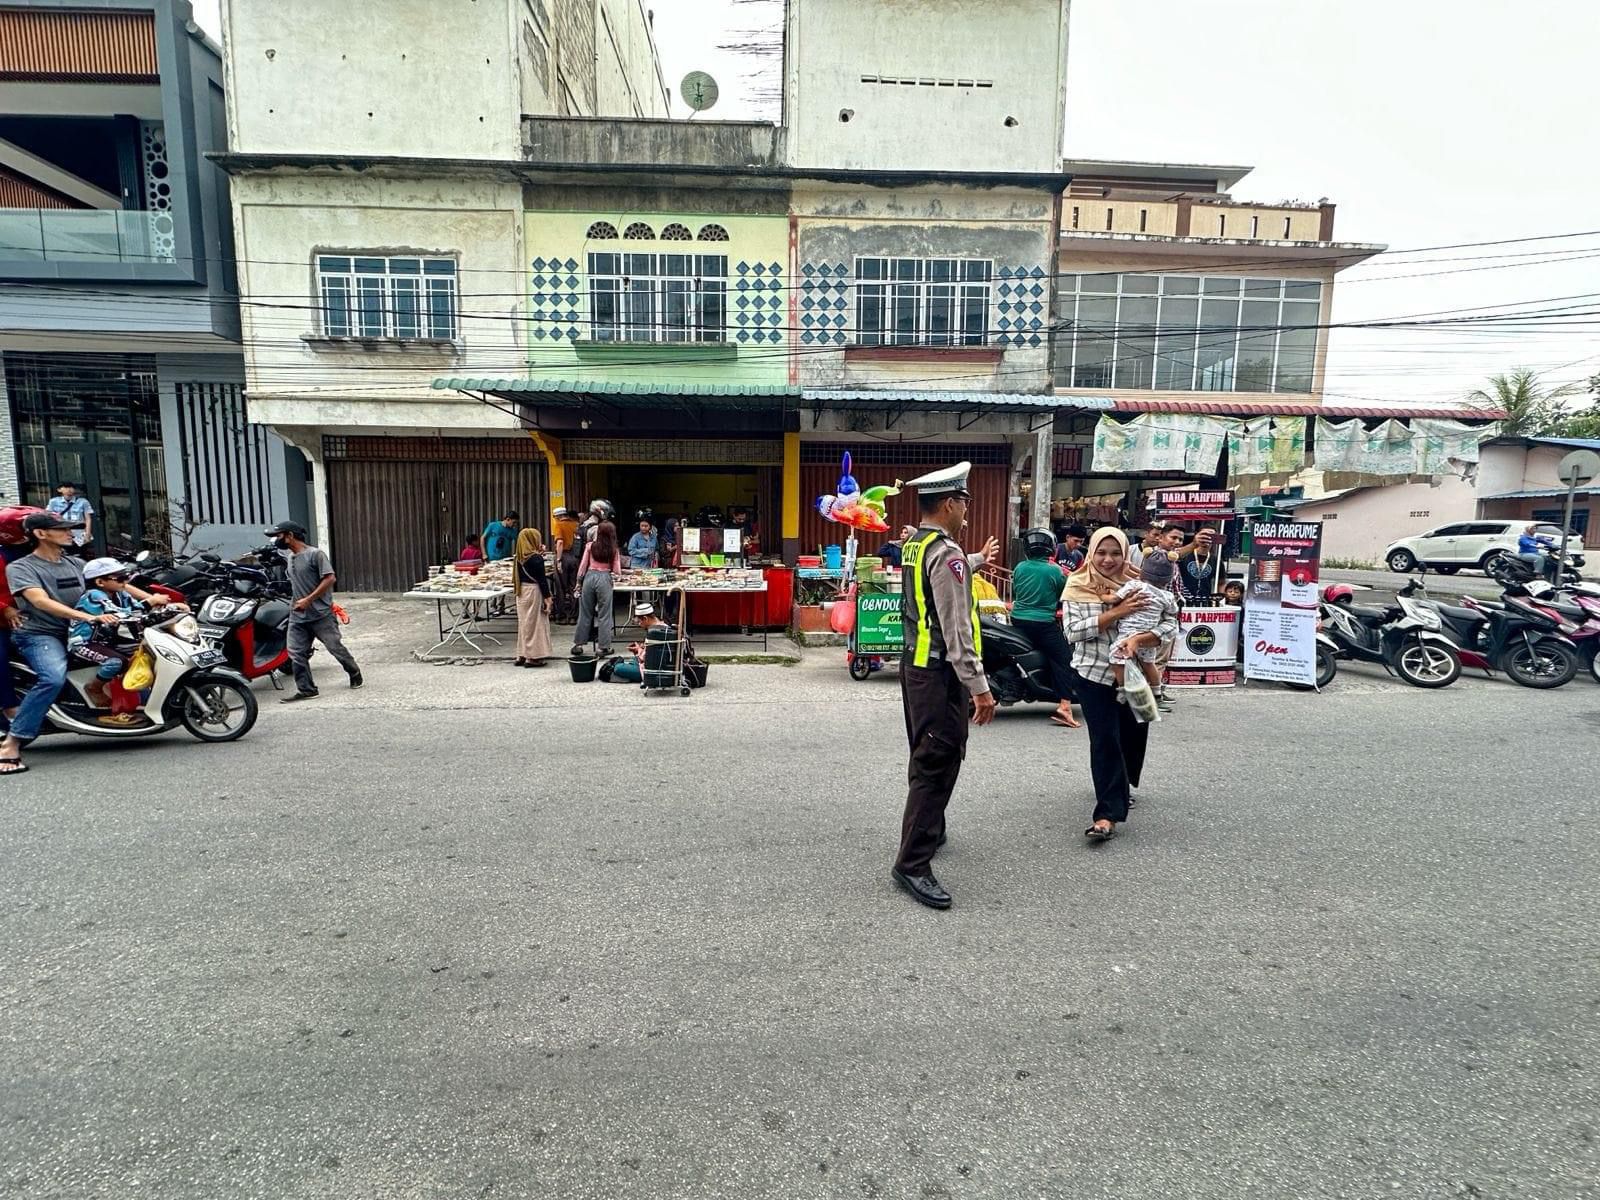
[892,869,952,910]
[348,670,364,689]
[280,690,319,704]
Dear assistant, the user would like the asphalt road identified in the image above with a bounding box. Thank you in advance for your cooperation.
[3,636,1599,1199]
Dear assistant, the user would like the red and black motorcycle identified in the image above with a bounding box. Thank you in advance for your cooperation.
[195,558,293,686]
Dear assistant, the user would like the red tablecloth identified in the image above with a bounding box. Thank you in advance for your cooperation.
[688,567,793,629]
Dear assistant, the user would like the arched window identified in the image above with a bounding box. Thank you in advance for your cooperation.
[586,221,618,240]
[660,223,693,241]
[623,222,656,240]
[696,223,729,242]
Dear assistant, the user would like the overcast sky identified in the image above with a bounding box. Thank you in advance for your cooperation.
[191,0,1600,408]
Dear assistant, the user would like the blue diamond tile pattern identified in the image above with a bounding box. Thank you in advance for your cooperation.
[798,261,850,346]
[732,260,786,342]
[993,264,1048,347]
[529,253,585,342]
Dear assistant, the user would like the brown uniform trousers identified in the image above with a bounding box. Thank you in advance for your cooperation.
[895,660,969,874]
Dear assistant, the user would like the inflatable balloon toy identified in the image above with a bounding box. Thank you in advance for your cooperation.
[814,452,899,534]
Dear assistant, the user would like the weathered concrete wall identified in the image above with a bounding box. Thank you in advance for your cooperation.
[523,117,783,170]
[784,0,1070,173]
[793,182,1055,393]
[594,0,670,118]
[230,170,523,433]
[222,0,523,159]
[518,0,667,120]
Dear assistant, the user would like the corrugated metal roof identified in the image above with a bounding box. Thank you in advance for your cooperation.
[1097,397,1507,420]
[431,378,798,397]
[1529,437,1600,452]
[801,389,1108,411]
[1482,486,1600,500]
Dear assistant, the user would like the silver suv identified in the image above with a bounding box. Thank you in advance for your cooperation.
[1385,520,1587,574]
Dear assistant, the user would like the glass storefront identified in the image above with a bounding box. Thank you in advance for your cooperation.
[5,353,168,553]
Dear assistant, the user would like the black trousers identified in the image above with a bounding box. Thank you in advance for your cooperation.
[896,662,969,875]
[1073,673,1149,824]
[1012,618,1076,704]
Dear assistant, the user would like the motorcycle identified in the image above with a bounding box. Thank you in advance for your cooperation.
[1484,548,1583,588]
[1518,581,1600,685]
[9,609,258,743]
[130,549,230,607]
[977,615,1062,707]
[196,562,294,686]
[1317,589,1462,687]
[1443,593,1581,688]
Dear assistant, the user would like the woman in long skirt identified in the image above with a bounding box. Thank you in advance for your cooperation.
[513,527,554,667]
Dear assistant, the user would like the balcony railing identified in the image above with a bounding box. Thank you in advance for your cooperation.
[0,208,175,265]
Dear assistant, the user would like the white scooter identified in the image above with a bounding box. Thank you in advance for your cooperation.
[11,610,259,743]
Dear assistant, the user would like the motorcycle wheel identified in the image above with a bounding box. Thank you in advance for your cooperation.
[1391,636,1460,688]
[848,655,872,682]
[180,675,259,742]
[1501,639,1578,689]
[1316,644,1339,689]
[1589,648,1600,686]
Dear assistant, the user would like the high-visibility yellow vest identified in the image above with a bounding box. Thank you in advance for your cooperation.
[901,528,983,668]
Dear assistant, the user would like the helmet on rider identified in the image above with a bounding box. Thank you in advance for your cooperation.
[1021,528,1055,560]
[589,498,615,521]
[1321,583,1355,606]
[0,505,46,546]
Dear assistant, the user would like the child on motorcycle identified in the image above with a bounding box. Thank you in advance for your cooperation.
[68,558,173,713]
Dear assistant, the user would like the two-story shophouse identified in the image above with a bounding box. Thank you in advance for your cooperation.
[218,0,670,590]
[1047,159,1503,528]
[0,0,303,554]
[439,0,1075,565]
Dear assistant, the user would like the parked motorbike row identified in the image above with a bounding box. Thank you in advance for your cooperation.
[1319,558,1600,691]
[12,544,294,748]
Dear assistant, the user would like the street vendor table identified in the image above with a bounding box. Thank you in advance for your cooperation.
[403,587,514,656]
[613,581,770,650]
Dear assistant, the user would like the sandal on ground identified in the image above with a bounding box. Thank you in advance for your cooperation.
[514,657,526,667]
[0,757,28,775]
[1084,822,1116,841]
[1050,711,1081,729]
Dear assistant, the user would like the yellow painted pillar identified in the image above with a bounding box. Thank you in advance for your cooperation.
[782,433,800,538]
[528,430,565,521]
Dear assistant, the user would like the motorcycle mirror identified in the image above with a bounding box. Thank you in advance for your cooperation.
[135,549,151,565]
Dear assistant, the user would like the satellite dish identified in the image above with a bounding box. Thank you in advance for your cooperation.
[681,71,719,113]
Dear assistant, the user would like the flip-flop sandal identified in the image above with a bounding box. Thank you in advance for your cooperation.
[0,757,28,775]
[1050,713,1081,728]
[1084,824,1116,841]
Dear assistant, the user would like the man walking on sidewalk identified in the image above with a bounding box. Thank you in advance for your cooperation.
[267,521,362,703]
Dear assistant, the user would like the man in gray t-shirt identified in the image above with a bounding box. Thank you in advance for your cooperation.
[6,549,87,637]
[267,521,362,701]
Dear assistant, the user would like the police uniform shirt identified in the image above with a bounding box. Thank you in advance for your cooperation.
[903,526,989,694]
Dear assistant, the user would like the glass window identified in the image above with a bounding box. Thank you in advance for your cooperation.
[315,255,458,340]
[1054,272,1322,393]
[852,256,991,347]
[585,250,727,342]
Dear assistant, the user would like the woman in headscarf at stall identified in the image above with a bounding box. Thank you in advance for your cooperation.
[513,526,554,667]
[1061,527,1158,842]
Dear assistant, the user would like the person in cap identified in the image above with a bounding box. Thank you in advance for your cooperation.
[267,520,363,702]
[892,461,1000,909]
[69,557,186,719]
[1,512,99,771]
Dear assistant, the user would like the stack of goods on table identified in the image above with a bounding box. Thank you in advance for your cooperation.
[615,567,765,590]
[408,559,518,594]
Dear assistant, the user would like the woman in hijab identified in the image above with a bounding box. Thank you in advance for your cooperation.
[513,527,553,667]
[1061,527,1155,842]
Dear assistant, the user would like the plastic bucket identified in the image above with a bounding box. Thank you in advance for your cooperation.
[567,654,598,683]
[824,545,843,570]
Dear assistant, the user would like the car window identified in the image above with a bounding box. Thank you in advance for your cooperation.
[1469,523,1511,535]
[1430,524,1472,537]
[1534,524,1574,539]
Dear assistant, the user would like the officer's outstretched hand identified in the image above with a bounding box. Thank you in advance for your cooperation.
[970,689,997,727]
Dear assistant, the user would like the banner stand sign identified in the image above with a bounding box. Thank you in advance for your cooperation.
[1242,520,1322,686]
[1167,605,1240,687]
[1155,488,1235,523]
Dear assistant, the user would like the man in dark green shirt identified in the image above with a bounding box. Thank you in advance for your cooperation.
[1011,528,1079,728]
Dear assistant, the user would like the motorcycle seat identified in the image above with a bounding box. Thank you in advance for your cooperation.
[1346,604,1394,624]
[1438,604,1484,623]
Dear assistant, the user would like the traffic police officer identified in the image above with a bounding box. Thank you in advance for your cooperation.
[892,462,997,909]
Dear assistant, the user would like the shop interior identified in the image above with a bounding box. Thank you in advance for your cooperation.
[566,464,779,559]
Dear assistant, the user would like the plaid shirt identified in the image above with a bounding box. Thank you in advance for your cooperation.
[1063,599,1120,688]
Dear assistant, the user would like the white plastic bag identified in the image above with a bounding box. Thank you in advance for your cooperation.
[1122,660,1161,724]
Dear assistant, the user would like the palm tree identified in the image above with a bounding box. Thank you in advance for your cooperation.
[1465,368,1582,437]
